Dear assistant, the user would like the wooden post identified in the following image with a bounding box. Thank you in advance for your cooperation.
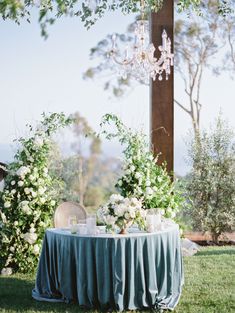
[150,0,174,173]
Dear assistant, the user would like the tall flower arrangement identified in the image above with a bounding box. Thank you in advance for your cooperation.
[99,114,183,219]
[0,113,71,274]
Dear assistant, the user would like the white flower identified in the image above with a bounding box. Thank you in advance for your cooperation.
[23,232,37,245]
[39,221,45,227]
[130,165,135,172]
[135,172,142,179]
[105,215,117,226]
[128,207,136,219]
[34,135,44,147]
[125,169,131,175]
[11,189,16,195]
[33,244,40,255]
[110,194,124,204]
[38,187,46,195]
[30,227,36,233]
[0,212,7,223]
[9,246,15,252]
[118,180,122,186]
[14,221,18,226]
[124,212,130,220]
[29,175,35,181]
[20,201,31,215]
[114,204,126,217]
[24,188,30,195]
[17,166,30,178]
[1,267,13,276]
[43,168,48,174]
[4,201,11,208]
[18,181,24,187]
[146,187,153,195]
[11,181,16,186]
[146,180,151,187]
[40,197,46,204]
[50,200,56,206]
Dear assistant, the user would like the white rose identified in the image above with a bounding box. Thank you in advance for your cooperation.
[4,202,11,208]
[9,246,15,252]
[118,180,122,186]
[17,166,30,178]
[14,221,19,226]
[110,194,124,203]
[29,175,35,181]
[11,189,16,195]
[51,200,56,206]
[1,267,13,276]
[33,244,40,255]
[23,232,37,245]
[18,181,24,187]
[11,181,16,186]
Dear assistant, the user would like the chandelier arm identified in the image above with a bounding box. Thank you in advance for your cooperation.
[111,54,135,66]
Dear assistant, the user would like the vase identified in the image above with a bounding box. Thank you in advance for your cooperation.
[119,220,133,234]
[119,227,128,234]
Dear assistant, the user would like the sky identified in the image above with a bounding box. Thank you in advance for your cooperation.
[0,8,234,175]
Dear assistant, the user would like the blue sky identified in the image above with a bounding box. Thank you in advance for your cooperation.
[0,9,234,175]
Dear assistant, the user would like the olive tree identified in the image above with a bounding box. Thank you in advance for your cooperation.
[186,114,235,243]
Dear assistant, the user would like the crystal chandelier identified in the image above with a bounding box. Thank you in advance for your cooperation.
[108,0,174,82]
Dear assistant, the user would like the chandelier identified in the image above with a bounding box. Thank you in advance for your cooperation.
[108,0,174,82]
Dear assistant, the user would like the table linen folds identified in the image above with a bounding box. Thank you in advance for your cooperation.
[32,225,183,311]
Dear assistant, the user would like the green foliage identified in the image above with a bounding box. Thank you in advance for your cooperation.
[99,114,183,219]
[0,0,233,38]
[0,112,71,273]
[185,114,235,242]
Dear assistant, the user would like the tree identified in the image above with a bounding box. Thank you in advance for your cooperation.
[83,0,235,136]
[185,114,235,243]
[0,0,233,37]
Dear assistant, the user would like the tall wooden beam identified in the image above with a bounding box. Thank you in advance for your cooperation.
[150,0,174,173]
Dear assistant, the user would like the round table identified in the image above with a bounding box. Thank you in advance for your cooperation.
[32,224,183,311]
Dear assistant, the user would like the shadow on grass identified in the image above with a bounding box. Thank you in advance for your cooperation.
[196,248,235,257]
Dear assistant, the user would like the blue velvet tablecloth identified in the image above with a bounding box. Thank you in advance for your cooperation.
[32,225,183,311]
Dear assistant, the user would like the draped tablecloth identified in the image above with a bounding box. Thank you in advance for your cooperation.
[32,224,183,311]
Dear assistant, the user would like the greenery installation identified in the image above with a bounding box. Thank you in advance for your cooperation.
[0,0,233,37]
[0,113,71,274]
[98,114,183,221]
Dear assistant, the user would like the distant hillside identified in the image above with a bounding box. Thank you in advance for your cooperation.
[0,141,190,176]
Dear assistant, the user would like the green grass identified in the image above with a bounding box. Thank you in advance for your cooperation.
[0,247,235,313]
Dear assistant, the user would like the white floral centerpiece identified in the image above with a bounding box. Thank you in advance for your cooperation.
[0,113,71,274]
[97,194,146,234]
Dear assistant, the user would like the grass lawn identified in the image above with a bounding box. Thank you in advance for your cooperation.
[0,246,234,313]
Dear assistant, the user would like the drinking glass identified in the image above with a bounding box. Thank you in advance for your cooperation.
[86,214,97,235]
[68,215,78,234]
[77,219,87,235]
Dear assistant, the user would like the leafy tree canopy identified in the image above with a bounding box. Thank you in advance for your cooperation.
[0,0,233,37]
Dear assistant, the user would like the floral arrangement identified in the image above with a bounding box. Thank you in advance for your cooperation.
[99,114,183,220]
[0,113,71,274]
[97,194,146,233]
